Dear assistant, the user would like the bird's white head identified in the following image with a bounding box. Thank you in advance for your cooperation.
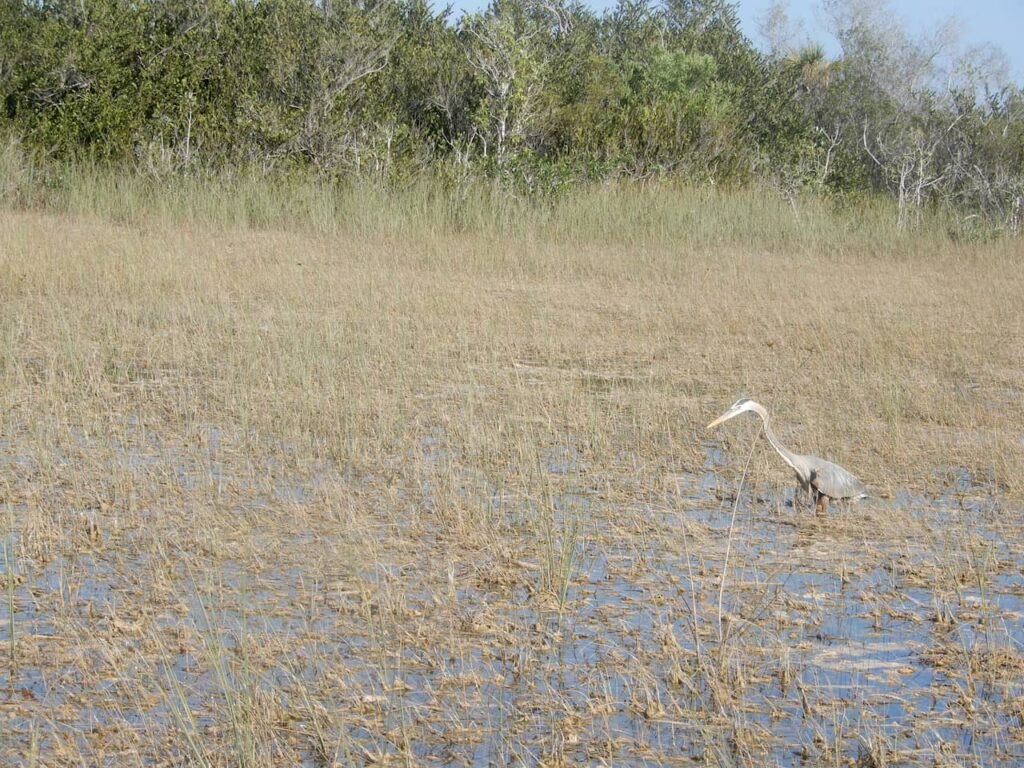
[706,398,761,429]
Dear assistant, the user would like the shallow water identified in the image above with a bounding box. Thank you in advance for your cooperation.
[1,425,1022,765]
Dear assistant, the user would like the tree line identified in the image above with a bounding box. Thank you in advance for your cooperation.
[2,0,1022,233]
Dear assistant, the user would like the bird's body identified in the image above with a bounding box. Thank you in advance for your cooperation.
[706,399,868,514]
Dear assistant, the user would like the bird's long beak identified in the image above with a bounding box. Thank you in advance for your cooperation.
[706,410,738,429]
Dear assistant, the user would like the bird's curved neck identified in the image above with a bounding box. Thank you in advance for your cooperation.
[752,406,801,473]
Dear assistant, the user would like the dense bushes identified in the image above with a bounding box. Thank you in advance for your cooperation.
[1,0,1021,233]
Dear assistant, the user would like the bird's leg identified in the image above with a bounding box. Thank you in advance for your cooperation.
[815,493,829,516]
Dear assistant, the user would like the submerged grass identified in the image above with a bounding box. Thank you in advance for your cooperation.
[0,167,1022,765]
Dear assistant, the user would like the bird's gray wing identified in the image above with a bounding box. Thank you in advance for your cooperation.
[808,458,869,500]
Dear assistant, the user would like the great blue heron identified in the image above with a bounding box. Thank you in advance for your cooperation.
[706,398,868,515]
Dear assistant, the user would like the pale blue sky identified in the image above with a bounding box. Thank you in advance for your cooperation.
[446,0,1024,83]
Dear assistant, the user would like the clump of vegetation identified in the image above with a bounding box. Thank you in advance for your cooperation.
[1,0,1022,234]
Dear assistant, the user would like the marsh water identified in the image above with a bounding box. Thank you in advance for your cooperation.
[1,427,1022,766]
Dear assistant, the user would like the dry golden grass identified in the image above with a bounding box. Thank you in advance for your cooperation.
[0,185,1022,766]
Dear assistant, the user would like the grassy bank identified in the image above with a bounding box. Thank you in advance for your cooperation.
[1,137,979,252]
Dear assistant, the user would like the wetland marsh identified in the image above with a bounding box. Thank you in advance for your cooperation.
[1,184,1022,766]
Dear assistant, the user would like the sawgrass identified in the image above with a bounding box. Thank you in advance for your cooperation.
[0,165,1021,765]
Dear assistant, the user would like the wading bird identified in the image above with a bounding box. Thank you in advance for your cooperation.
[706,399,868,515]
